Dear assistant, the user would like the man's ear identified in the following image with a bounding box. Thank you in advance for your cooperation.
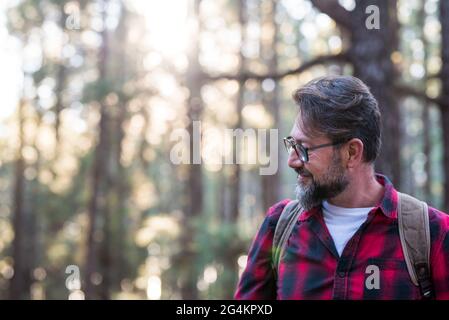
[345,138,364,168]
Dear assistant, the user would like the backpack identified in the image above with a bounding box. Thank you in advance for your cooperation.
[271,192,434,299]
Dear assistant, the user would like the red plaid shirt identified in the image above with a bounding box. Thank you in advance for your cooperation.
[235,175,449,300]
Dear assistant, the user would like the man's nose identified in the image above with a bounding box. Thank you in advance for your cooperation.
[287,151,304,169]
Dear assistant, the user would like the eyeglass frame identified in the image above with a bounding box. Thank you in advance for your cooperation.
[283,136,348,163]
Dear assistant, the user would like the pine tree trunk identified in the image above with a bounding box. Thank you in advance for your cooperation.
[439,0,449,213]
[261,0,281,213]
[10,99,28,300]
[53,4,68,165]
[418,0,431,202]
[111,9,130,286]
[349,0,401,186]
[85,0,111,300]
[177,0,203,300]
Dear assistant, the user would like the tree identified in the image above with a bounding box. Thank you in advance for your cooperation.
[312,0,401,185]
[84,0,112,299]
[175,0,204,300]
[261,0,281,214]
[439,0,449,213]
[10,99,28,299]
[418,0,432,201]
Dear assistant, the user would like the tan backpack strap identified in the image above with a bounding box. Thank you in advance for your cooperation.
[272,200,302,277]
[397,192,433,299]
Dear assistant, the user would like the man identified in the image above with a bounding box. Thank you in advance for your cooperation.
[235,75,449,300]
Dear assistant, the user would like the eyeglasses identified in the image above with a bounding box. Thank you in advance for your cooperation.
[283,136,346,163]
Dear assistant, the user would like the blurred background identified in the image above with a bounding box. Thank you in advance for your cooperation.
[0,0,448,299]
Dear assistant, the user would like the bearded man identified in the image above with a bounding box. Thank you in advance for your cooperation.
[234,76,449,300]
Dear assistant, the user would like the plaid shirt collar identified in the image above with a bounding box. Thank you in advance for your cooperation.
[298,173,398,222]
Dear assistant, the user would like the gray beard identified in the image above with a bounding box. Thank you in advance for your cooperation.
[295,153,349,211]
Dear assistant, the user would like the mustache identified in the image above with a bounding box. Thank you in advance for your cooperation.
[295,168,312,177]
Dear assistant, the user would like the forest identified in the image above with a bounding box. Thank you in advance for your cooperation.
[0,0,448,299]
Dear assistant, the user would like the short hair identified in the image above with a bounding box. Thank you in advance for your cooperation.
[292,75,381,163]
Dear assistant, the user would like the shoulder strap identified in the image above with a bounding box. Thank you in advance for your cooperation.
[271,200,302,277]
[397,192,434,299]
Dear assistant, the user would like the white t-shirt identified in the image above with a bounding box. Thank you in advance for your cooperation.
[322,200,375,257]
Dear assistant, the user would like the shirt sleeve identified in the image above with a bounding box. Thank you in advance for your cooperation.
[428,206,449,300]
[432,229,449,300]
[234,199,290,300]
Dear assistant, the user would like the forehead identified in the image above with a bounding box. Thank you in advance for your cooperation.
[289,122,327,143]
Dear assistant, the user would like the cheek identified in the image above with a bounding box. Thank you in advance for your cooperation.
[303,165,319,178]
[304,161,325,175]
[309,153,335,172]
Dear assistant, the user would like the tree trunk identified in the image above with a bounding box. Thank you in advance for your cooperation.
[26,112,43,299]
[10,99,29,300]
[218,0,249,299]
[177,0,203,300]
[311,0,401,185]
[439,0,449,213]
[261,0,281,213]
[226,0,246,222]
[53,4,68,166]
[418,0,431,202]
[112,102,128,285]
[349,0,401,185]
[106,6,131,295]
[85,0,111,300]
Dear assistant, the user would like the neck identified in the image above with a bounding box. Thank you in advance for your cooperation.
[327,170,384,208]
